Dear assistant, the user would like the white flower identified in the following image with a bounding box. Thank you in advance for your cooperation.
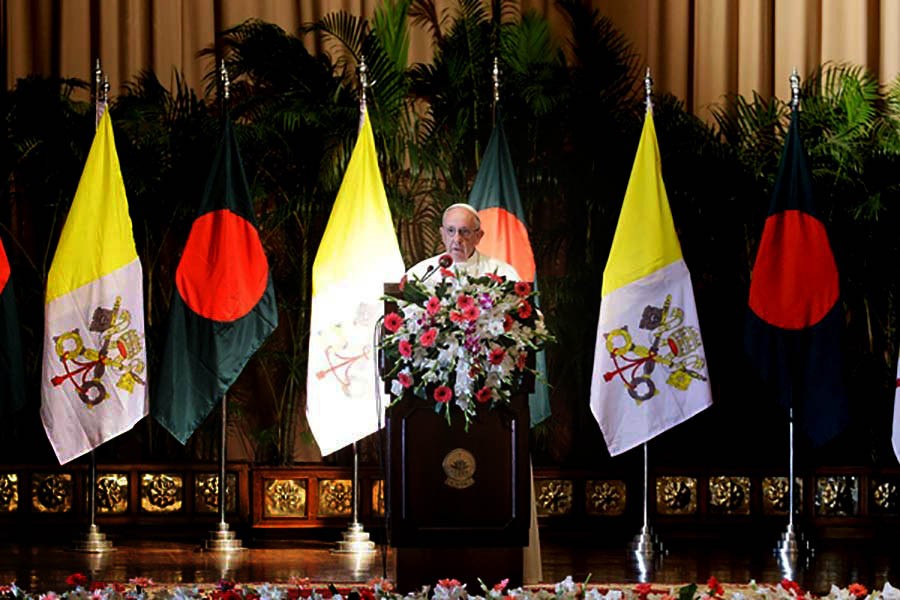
[883,583,900,600]
[555,577,576,595]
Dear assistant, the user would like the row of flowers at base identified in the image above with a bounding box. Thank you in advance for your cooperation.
[1,576,897,600]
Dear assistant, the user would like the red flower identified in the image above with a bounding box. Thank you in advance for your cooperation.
[463,305,481,321]
[781,580,803,596]
[514,281,531,297]
[848,583,868,598]
[487,273,504,283]
[489,347,506,365]
[90,582,106,591]
[449,310,464,323]
[456,294,475,310]
[518,301,532,319]
[493,579,509,592]
[475,387,493,404]
[398,372,413,388]
[516,352,528,370]
[384,312,403,333]
[437,579,461,589]
[504,314,514,331]
[440,268,454,278]
[434,386,452,403]
[635,583,653,599]
[426,296,441,315]
[419,328,438,347]
[706,576,724,597]
[360,589,375,600]
[66,573,89,588]
[398,340,413,358]
[399,275,407,291]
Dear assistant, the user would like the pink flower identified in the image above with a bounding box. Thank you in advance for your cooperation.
[449,310,464,323]
[489,347,505,365]
[384,312,403,333]
[397,372,413,388]
[514,281,531,297]
[419,328,438,347]
[456,294,475,310]
[463,305,481,321]
[426,296,441,315]
[398,340,413,358]
[475,387,493,404]
[434,386,452,403]
[493,579,509,592]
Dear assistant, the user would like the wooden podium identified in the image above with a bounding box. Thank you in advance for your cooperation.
[383,285,531,591]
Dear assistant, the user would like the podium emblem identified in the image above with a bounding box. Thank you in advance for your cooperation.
[442,448,476,489]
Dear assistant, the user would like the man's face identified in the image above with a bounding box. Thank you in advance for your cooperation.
[441,207,484,263]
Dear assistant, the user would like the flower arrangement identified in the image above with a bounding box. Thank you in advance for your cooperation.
[381,258,554,426]
[2,575,899,600]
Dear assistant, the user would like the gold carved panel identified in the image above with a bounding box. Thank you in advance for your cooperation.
[585,480,626,516]
[318,479,352,517]
[32,473,72,513]
[816,475,858,517]
[140,473,183,513]
[372,480,384,517]
[194,473,237,513]
[0,474,18,512]
[762,477,803,515]
[536,479,573,516]
[264,479,308,518]
[655,476,696,515]
[708,476,750,515]
[94,473,128,513]
[871,478,900,515]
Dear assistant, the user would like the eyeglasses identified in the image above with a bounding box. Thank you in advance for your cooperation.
[443,226,479,239]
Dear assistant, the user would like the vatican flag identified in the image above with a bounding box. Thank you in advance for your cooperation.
[306,110,405,456]
[589,109,712,456]
[41,111,148,464]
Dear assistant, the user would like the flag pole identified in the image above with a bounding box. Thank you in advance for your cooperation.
[204,62,244,553]
[75,58,114,554]
[629,69,663,569]
[776,68,809,573]
[334,56,376,555]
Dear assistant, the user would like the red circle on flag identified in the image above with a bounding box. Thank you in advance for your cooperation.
[176,209,269,322]
[0,241,10,293]
[748,210,839,330]
[477,207,536,281]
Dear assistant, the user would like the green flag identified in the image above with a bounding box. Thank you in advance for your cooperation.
[153,118,278,443]
[0,236,25,416]
[468,107,551,427]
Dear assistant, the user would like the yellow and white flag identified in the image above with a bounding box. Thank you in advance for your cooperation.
[41,111,147,464]
[306,110,405,456]
[589,110,712,456]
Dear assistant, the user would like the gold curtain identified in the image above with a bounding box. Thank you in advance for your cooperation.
[4,0,899,118]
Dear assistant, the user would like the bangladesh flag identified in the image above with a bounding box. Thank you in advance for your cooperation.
[745,110,848,446]
[153,118,278,444]
[0,236,25,416]
[468,107,550,427]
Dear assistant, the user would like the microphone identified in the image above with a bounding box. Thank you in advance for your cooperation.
[421,254,454,283]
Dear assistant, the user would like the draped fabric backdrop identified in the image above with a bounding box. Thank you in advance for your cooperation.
[4,0,898,119]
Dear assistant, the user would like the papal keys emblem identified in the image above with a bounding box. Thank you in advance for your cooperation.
[50,296,146,406]
[602,294,707,403]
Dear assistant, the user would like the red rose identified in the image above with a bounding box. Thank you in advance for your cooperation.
[848,584,868,598]
[514,281,531,297]
[426,296,441,315]
[504,314,514,331]
[463,305,481,321]
[419,328,438,347]
[434,386,452,403]
[398,339,413,358]
[398,372,413,388]
[449,310,464,323]
[456,294,475,310]
[475,387,492,404]
[517,301,532,319]
[489,347,505,365]
[384,312,403,333]
[66,574,89,588]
